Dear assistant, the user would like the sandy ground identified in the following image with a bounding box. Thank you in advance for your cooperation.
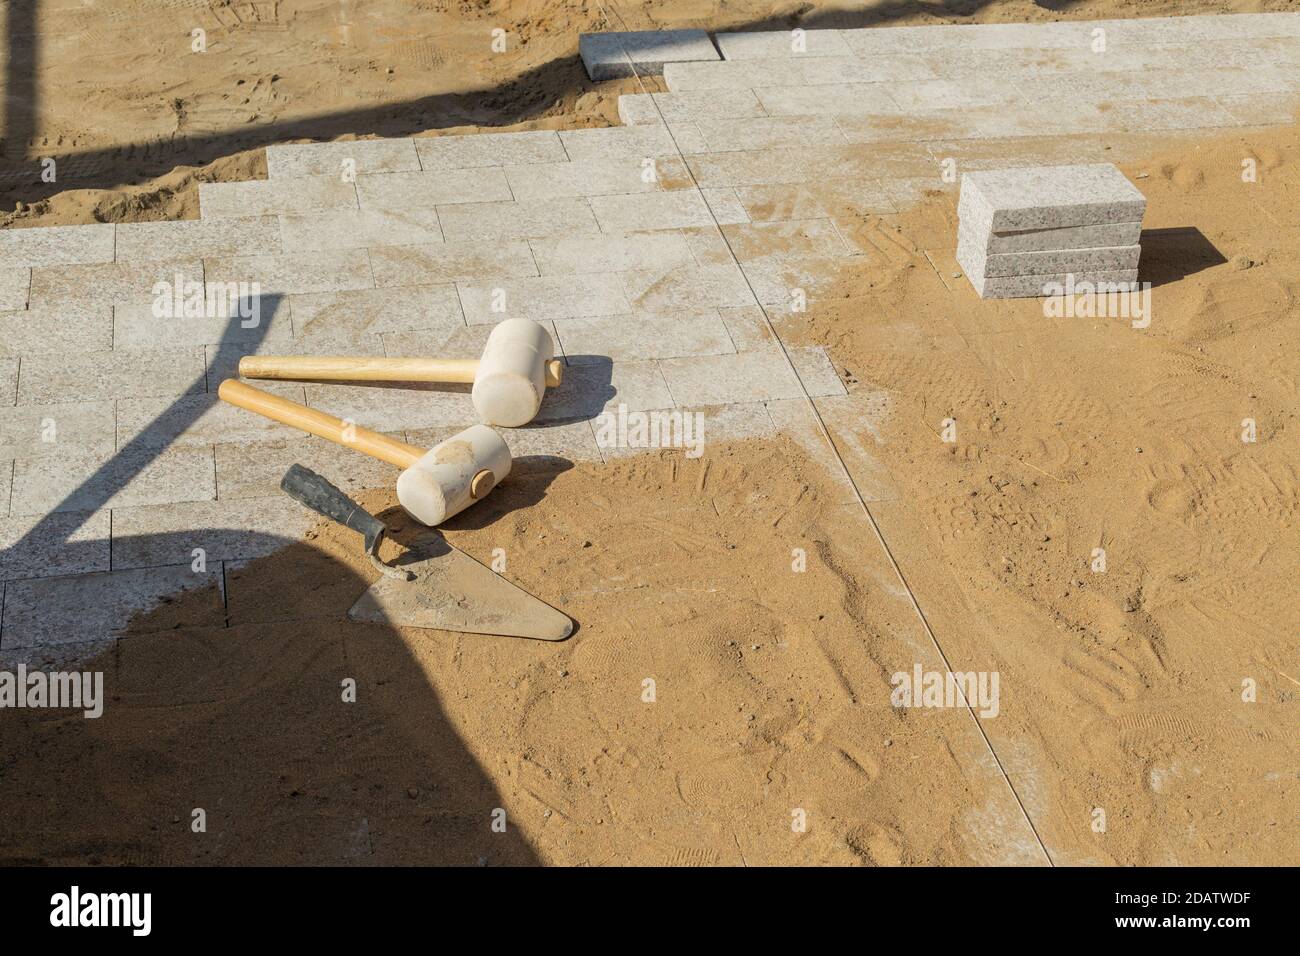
[1,1,1297,866]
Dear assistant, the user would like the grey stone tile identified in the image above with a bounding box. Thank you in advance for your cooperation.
[887,78,1027,111]
[558,125,682,163]
[529,231,695,275]
[719,305,777,351]
[693,116,848,152]
[29,259,204,308]
[716,29,851,59]
[756,84,903,117]
[969,220,1144,254]
[290,285,465,351]
[369,241,538,287]
[659,349,805,405]
[199,176,358,219]
[788,346,846,397]
[265,137,421,178]
[354,167,512,210]
[535,359,673,423]
[302,383,478,433]
[18,348,205,404]
[113,297,293,350]
[10,445,216,516]
[0,268,30,310]
[0,304,112,356]
[617,93,662,126]
[662,58,807,90]
[0,223,115,268]
[279,208,444,252]
[414,130,567,170]
[650,89,767,122]
[589,190,714,233]
[687,143,934,188]
[664,121,711,156]
[554,309,736,365]
[700,187,750,225]
[0,509,112,583]
[0,358,16,406]
[457,273,630,325]
[115,217,282,261]
[959,163,1147,231]
[215,435,401,501]
[203,249,374,296]
[580,29,718,80]
[437,197,600,242]
[1,565,225,647]
[957,233,1141,278]
[116,391,307,450]
[621,263,758,311]
[969,269,1140,299]
[504,156,691,200]
[111,496,313,570]
[0,400,116,460]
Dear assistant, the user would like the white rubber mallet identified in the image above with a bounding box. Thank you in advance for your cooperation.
[218,379,511,526]
[238,318,561,428]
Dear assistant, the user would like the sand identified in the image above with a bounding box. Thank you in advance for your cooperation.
[1,1,1297,866]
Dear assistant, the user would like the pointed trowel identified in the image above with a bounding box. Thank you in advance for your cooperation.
[279,464,573,641]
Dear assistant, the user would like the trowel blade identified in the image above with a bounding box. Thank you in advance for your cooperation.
[348,536,573,641]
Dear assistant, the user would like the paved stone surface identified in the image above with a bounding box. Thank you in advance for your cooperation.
[1,11,1296,651]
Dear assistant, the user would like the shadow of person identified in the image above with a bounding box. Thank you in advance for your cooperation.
[0,528,543,866]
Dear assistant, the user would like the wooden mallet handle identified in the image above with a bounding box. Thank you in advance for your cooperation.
[217,379,423,469]
[238,355,563,387]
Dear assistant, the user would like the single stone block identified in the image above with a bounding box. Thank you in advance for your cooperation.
[503,156,691,200]
[588,190,715,233]
[110,497,314,570]
[10,445,216,516]
[436,197,600,242]
[528,232,695,276]
[115,216,282,261]
[0,304,112,356]
[17,348,205,404]
[354,167,512,211]
[29,259,204,308]
[414,130,567,170]
[0,509,112,582]
[659,349,806,405]
[580,30,719,81]
[116,392,306,450]
[621,264,758,311]
[715,29,851,59]
[959,164,1147,232]
[554,310,736,364]
[558,125,682,163]
[199,177,358,219]
[0,223,115,268]
[215,435,400,501]
[203,249,374,296]
[0,400,116,460]
[279,208,444,251]
[112,297,293,350]
[290,285,465,350]
[265,138,420,178]
[957,232,1141,278]
[969,268,1140,299]
[966,220,1144,254]
[369,241,537,286]
[1,565,225,647]
[457,273,629,325]
[0,268,30,310]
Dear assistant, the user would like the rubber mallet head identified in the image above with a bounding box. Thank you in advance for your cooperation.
[471,318,560,428]
[396,424,512,526]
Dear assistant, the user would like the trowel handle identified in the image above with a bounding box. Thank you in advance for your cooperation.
[280,463,387,558]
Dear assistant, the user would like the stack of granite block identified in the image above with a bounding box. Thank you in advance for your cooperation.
[957,164,1147,299]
